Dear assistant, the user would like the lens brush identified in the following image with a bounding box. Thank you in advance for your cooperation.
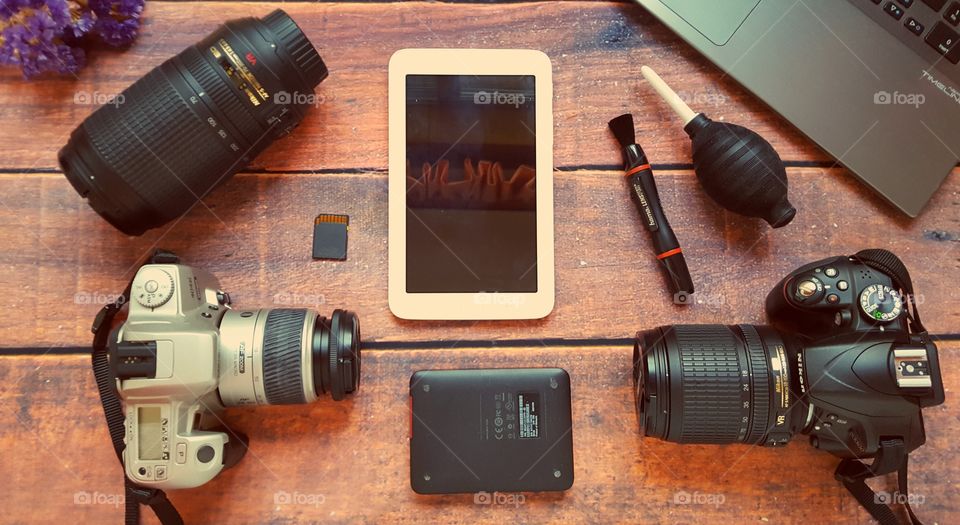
[609,113,694,303]
[640,66,796,228]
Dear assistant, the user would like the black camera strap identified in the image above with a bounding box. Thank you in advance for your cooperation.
[839,250,926,525]
[90,250,184,525]
[834,438,921,525]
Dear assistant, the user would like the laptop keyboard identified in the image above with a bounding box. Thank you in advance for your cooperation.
[863,0,960,63]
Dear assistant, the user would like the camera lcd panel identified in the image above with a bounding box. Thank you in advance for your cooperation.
[405,75,538,293]
[137,406,163,461]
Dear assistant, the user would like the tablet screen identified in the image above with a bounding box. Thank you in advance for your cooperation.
[405,75,538,294]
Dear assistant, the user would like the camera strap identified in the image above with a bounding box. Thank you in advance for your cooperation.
[834,438,921,525]
[840,249,927,525]
[90,249,184,525]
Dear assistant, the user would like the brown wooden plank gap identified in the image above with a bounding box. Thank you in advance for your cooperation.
[0,167,958,347]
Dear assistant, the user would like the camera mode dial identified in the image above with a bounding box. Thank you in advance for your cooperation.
[134,267,175,308]
[859,284,903,323]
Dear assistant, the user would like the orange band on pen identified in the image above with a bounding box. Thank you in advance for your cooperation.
[625,164,651,177]
[657,248,682,260]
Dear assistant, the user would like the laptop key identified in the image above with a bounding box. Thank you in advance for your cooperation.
[946,2,960,24]
[921,0,948,9]
[925,21,960,62]
[898,0,914,7]
[884,1,906,18]
[906,17,926,34]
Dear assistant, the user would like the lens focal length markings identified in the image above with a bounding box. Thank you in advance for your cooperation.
[738,325,770,445]
[210,39,269,107]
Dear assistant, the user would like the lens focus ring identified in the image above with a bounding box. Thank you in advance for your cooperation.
[262,309,309,405]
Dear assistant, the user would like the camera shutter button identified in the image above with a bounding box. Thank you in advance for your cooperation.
[798,280,818,297]
[794,277,824,303]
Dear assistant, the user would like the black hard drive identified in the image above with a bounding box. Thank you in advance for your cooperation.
[409,368,574,494]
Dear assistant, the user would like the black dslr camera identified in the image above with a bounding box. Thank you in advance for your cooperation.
[633,249,944,523]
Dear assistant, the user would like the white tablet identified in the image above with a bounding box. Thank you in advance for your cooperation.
[388,49,555,320]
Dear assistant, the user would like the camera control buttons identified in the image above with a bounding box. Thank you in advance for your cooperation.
[793,276,824,303]
[836,280,849,291]
[133,267,175,308]
[176,443,187,464]
[834,310,853,327]
[824,267,838,278]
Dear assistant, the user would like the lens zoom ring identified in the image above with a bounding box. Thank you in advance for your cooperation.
[674,326,746,443]
[738,325,771,444]
[262,309,307,405]
[84,60,239,216]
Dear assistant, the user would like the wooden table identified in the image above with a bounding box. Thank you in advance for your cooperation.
[1,2,957,524]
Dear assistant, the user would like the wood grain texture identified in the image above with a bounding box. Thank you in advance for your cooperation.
[1,167,957,349]
[0,1,824,172]
[1,343,957,524]
[1,2,959,524]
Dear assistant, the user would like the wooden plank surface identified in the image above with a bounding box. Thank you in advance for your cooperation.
[1,167,958,349]
[0,1,824,172]
[1,344,957,524]
[1,1,959,524]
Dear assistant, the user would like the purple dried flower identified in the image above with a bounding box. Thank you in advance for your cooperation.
[0,0,145,78]
[63,8,95,41]
[94,15,137,46]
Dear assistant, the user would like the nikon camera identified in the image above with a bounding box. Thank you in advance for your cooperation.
[634,249,944,458]
[110,263,360,489]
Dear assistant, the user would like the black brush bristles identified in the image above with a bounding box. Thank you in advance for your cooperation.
[608,113,636,148]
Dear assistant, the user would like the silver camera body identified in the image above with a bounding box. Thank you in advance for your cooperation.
[114,263,360,490]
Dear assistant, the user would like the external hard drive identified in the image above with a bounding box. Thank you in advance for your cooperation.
[409,368,574,494]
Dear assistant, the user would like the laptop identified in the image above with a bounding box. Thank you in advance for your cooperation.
[634,0,960,217]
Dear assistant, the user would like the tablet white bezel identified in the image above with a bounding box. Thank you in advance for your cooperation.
[388,48,555,320]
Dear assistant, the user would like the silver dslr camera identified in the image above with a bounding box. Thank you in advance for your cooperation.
[111,263,360,490]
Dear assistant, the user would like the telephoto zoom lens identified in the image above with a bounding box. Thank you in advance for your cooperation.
[218,309,360,406]
[59,9,327,235]
[633,325,802,447]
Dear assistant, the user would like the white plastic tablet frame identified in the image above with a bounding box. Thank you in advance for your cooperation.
[388,48,555,320]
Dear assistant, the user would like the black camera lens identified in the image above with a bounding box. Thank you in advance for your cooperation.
[312,309,361,401]
[634,325,801,446]
[59,9,327,235]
